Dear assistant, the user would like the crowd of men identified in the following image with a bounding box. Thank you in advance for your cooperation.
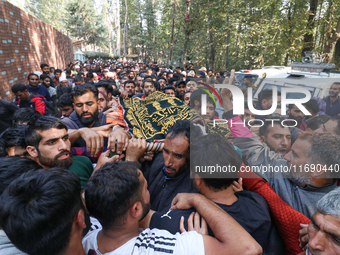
[0,59,340,255]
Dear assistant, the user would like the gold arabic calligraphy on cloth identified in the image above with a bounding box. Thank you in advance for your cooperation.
[123,91,231,141]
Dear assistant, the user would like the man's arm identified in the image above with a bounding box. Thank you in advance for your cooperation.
[171,193,262,255]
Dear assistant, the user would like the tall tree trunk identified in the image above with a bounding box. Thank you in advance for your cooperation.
[115,0,120,57]
[224,0,230,70]
[302,0,318,55]
[123,0,128,60]
[207,6,214,70]
[181,0,191,66]
[323,17,340,63]
[169,0,176,66]
[334,38,340,70]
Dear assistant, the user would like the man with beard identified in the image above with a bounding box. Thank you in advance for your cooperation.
[157,77,167,90]
[62,84,131,157]
[127,70,136,81]
[83,161,262,255]
[25,116,121,189]
[259,116,292,156]
[287,104,307,130]
[221,81,339,219]
[140,79,156,99]
[40,63,50,75]
[324,82,340,117]
[123,80,136,98]
[124,120,197,212]
[175,80,186,100]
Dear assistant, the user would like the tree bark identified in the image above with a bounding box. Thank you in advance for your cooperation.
[302,0,318,55]
[181,0,191,66]
[207,6,214,70]
[123,0,128,60]
[169,0,176,66]
[323,17,340,63]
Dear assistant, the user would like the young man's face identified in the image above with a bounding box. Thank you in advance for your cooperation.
[73,92,99,127]
[163,135,189,178]
[315,119,338,134]
[28,75,40,88]
[42,78,51,88]
[158,79,167,90]
[34,128,73,169]
[14,90,30,101]
[165,89,175,97]
[201,101,215,121]
[186,81,197,92]
[307,211,340,255]
[98,93,108,112]
[128,71,135,80]
[42,66,50,74]
[135,76,143,86]
[60,106,74,117]
[124,83,135,97]
[55,72,62,80]
[184,92,191,105]
[288,105,305,124]
[260,124,291,155]
[144,82,156,97]
[176,83,186,95]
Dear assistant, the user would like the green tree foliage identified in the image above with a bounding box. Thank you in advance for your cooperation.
[65,0,109,50]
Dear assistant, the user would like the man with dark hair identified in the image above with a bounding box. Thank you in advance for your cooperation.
[306,115,331,131]
[190,90,216,121]
[287,104,307,130]
[86,72,95,83]
[124,80,136,98]
[54,69,62,85]
[124,120,197,211]
[11,108,41,125]
[0,168,87,255]
[323,82,340,117]
[40,63,50,75]
[74,75,85,86]
[0,157,41,254]
[57,93,74,118]
[146,134,282,254]
[25,116,118,189]
[164,86,176,97]
[83,161,262,255]
[303,99,319,119]
[40,74,56,104]
[26,73,52,102]
[315,115,340,135]
[222,83,339,218]
[62,84,131,156]
[255,89,281,120]
[0,99,18,134]
[175,80,186,100]
[141,79,156,99]
[259,116,292,155]
[157,77,167,90]
[11,83,47,115]
[0,124,28,156]
[127,70,135,80]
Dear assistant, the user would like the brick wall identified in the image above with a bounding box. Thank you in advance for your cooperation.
[0,0,73,100]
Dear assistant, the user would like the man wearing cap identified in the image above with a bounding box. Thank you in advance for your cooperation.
[175,80,186,100]
[199,67,207,76]
[57,73,72,99]
[102,69,110,80]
